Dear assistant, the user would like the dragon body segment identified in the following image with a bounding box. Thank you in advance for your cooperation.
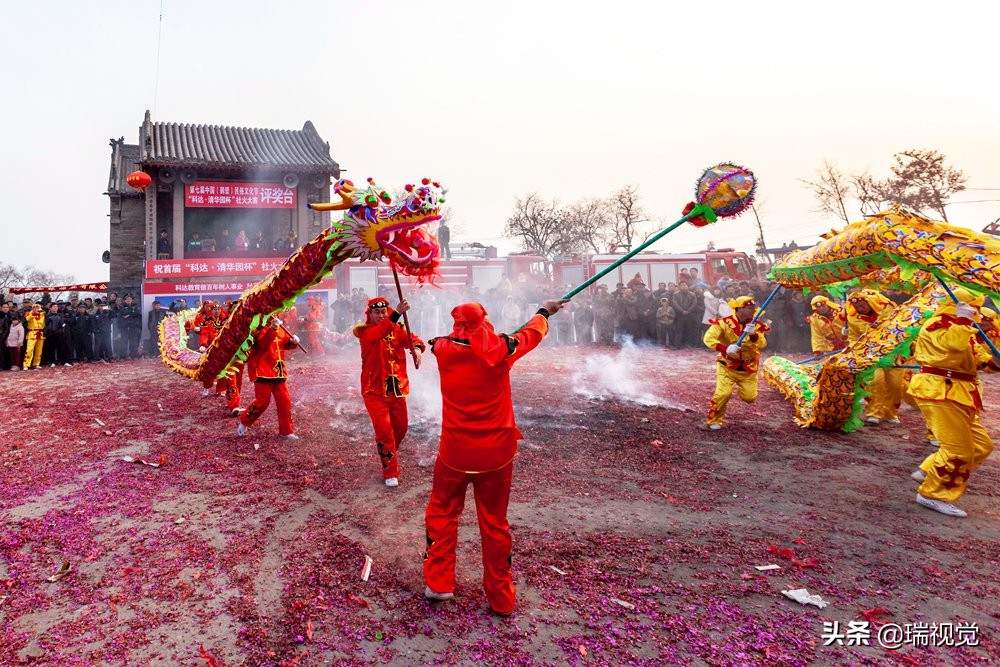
[160,178,443,381]
[764,206,1000,431]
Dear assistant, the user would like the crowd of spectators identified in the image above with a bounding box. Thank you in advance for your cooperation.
[2,267,913,372]
[1,292,156,371]
[156,228,300,258]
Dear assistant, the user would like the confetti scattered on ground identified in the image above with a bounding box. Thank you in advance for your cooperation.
[1,346,997,665]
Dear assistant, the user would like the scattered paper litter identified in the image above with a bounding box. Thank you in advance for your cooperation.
[157,403,163,412]
[610,598,635,609]
[122,455,166,468]
[755,564,781,571]
[46,562,72,583]
[173,517,186,525]
[94,418,106,426]
[361,555,373,582]
[548,565,566,575]
[782,587,829,608]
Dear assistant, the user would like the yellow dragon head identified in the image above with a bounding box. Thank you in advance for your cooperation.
[310,178,444,282]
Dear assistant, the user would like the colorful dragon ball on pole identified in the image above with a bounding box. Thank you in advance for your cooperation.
[683,162,756,227]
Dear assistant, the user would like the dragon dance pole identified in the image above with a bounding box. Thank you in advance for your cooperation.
[277,320,307,354]
[560,208,706,300]
[936,276,1000,358]
[797,348,845,364]
[735,284,783,346]
[392,265,420,369]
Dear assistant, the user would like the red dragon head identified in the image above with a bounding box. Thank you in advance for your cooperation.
[310,178,443,283]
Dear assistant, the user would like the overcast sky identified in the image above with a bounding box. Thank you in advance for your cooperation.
[1,0,997,283]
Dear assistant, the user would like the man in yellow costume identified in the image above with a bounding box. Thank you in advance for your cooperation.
[703,296,769,430]
[908,289,997,518]
[846,288,902,425]
[22,301,46,370]
[808,295,845,355]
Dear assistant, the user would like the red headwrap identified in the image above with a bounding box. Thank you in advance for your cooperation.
[450,303,489,336]
[450,302,512,361]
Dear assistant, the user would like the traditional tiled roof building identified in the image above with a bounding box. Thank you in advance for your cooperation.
[106,110,340,297]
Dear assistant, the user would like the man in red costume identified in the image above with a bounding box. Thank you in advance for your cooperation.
[304,296,325,355]
[423,298,567,616]
[354,297,425,487]
[237,315,300,439]
[194,303,227,397]
[220,362,246,417]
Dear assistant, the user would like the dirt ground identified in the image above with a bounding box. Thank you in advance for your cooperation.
[0,343,997,666]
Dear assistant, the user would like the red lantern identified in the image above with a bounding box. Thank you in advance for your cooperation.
[126,170,152,191]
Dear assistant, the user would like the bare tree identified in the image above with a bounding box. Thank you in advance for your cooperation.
[801,161,853,224]
[0,263,21,291]
[563,198,612,254]
[852,171,888,218]
[504,193,573,258]
[606,185,647,252]
[0,263,73,301]
[884,149,967,222]
[750,201,768,250]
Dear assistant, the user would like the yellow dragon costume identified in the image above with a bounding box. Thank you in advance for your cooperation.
[762,205,1000,432]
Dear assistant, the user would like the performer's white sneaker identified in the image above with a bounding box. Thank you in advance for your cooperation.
[886,418,901,425]
[237,423,247,436]
[915,493,967,518]
[284,434,300,440]
[928,439,939,448]
[424,586,454,601]
[384,477,399,487]
[864,416,881,425]
[708,424,722,431]
[231,408,243,417]
[911,469,927,483]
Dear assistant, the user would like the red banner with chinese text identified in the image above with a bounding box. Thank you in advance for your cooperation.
[185,181,296,208]
[7,282,108,294]
[142,277,336,296]
[145,258,289,279]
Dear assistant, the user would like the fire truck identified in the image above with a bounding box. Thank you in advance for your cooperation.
[552,248,760,290]
[332,244,550,296]
[334,246,758,296]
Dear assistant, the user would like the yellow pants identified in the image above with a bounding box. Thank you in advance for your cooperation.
[903,373,935,442]
[706,364,758,426]
[901,370,916,407]
[865,368,904,420]
[23,333,44,369]
[915,398,993,502]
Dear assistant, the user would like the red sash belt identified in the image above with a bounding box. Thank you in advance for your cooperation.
[919,366,976,382]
